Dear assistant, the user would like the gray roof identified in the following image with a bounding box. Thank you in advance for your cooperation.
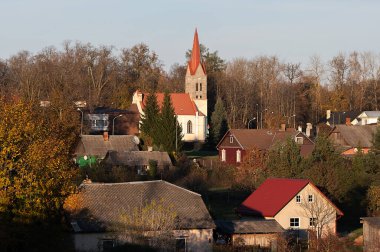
[361,111,380,118]
[104,151,172,167]
[66,180,215,232]
[215,219,284,234]
[332,125,378,148]
[75,135,139,158]
[361,217,380,229]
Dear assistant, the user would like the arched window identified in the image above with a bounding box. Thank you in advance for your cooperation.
[187,120,192,134]
[196,83,198,91]
[200,83,202,91]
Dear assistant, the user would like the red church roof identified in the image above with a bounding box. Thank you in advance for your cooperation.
[239,178,343,217]
[188,29,206,75]
[141,92,199,116]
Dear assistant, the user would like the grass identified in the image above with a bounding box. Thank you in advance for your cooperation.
[184,150,218,159]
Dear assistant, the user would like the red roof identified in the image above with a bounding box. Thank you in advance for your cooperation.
[188,29,206,75]
[239,178,309,217]
[239,178,343,217]
[141,92,198,116]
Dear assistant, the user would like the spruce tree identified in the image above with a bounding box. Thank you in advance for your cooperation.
[140,92,160,146]
[158,91,183,152]
[211,97,228,145]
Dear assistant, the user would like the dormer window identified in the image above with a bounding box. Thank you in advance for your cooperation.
[230,136,234,143]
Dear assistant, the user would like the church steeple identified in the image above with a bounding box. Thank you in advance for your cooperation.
[189,29,201,75]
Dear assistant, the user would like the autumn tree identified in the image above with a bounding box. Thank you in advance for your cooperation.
[0,99,78,222]
[118,199,177,249]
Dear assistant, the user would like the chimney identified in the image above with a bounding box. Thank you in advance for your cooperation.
[103,131,109,141]
[346,117,351,126]
[280,123,286,131]
[298,125,302,132]
[326,110,331,119]
[306,123,312,137]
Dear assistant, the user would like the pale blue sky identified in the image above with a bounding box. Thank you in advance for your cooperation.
[1,0,379,70]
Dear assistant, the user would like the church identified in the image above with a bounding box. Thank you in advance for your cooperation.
[132,29,208,142]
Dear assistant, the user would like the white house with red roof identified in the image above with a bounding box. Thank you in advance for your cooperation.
[132,29,208,142]
[238,178,343,238]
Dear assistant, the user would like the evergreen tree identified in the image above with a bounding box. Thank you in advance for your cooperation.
[140,92,160,146]
[266,137,303,178]
[211,97,228,145]
[158,91,183,152]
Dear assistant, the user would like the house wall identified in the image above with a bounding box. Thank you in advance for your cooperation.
[363,221,380,252]
[73,229,213,252]
[232,233,277,248]
[272,184,337,238]
[218,147,245,165]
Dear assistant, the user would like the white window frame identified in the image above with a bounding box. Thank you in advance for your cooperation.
[236,149,241,163]
[229,136,234,143]
[295,136,304,144]
[296,195,301,203]
[308,194,314,203]
[290,217,300,228]
[221,149,226,162]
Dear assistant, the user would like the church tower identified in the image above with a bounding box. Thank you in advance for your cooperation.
[185,29,208,116]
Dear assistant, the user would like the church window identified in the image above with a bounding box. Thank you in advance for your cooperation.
[187,121,192,134]
[196,83,198,91]
[200,96,202,99]
[200,83,202,91]
[196,95,198,99]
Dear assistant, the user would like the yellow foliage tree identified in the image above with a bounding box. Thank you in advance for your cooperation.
[0,99,78,221]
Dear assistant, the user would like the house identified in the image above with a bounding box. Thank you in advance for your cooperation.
[322,110,361,126]
[238,178,343,238]
[64,180,215,251]
[216,126,314,165]
[360,217,380,252]
[74,133,139,167]
[352,111,380,126]
[132,29,208,142]
[215,219,283,248]
[328,125,378,156]
[79,106,140,135]
[103,150,173,175]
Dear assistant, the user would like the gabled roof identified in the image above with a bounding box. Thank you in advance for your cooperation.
[75,135,139,158]
[330,125,378,148]
[215,219,284,234]
[141,92,199,116]
[238,178,343,217]
[217,129,314,157]
[103,150,172,167]
[188,29,206,75]
[359,111,380,118]
[65,180,215,232]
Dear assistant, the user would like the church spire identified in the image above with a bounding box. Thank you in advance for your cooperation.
[189,28,202,75]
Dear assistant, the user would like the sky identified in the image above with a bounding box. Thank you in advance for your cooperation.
[1,0,380,71]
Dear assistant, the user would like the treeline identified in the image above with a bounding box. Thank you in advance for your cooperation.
[1,42,379,130]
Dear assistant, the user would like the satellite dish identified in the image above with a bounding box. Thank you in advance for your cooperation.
[133,136,140,145]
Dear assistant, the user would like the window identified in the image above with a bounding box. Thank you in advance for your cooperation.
[295,137,304,144]
[175,238,187,252]
[296,195,301,203]
[236,150,241,163]
[229,136,234,143]
[290,218,300,228]
[187,120,192,134]
[200,83,202,91]
[308,194,314,202]
[310,218,317,227]
[196,95,198,99]
[221,149,226,162]
[196,83,198,91]
[199,95,202,99]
